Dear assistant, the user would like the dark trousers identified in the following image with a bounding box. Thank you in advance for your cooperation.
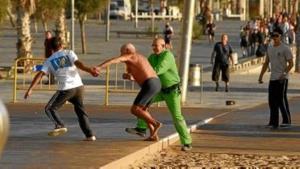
[212,63,230,82]
[45,86,93,137]
[268,79,291,127]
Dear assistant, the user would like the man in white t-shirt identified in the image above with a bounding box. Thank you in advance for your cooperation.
[258,28,294,129]
[24,37,99,141]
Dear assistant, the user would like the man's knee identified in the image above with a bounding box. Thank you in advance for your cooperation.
[45,104,58,114]
[131,105,138,115]
[45,105,52,113]
[131,105,144,115]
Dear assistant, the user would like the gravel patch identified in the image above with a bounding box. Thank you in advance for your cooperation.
[129,147,300,169]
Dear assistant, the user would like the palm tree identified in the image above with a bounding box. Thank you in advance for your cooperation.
[12,0,36,59]
[273,0,281,16]
[0,0,9,23]
[75,0,104,54]
[160,0,167,13]
[6,1,16,28]
[54,0,67,47]
[35,0,67,46]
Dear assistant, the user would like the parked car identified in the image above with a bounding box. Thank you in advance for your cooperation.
[109,0,132,20]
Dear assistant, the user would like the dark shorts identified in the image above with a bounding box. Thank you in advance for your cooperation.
[164,37,171,44]
[208,31,215,37]
[212,63,230,82]
[133,78,161,107]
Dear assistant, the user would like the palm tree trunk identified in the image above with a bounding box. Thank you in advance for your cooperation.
[41,13,48,32]
[273,0,281,16]
[79,17,86,54]
[6,5,16,28]
[16,3,33,58]
[55,8,67,47]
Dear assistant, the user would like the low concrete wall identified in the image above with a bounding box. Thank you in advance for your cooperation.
[231,56,265,73]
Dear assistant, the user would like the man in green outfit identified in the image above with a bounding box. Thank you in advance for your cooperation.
[125,38,192,151]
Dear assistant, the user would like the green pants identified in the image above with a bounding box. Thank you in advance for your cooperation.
[136,90,192,145]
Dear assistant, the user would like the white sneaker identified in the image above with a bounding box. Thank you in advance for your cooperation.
[48,127,68,137]
[83,136,96,141]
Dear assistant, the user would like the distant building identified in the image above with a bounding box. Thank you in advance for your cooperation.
[197,0,299,21]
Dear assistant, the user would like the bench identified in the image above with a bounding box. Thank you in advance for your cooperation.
[112,30,161,38]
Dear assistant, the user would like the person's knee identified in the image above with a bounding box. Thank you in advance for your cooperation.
[131,105,140,115]
[45,104,55,113]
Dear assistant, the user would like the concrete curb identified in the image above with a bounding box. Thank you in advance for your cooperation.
[100,111,232,169]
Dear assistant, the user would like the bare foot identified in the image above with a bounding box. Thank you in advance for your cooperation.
[148,124,154,136]
[144,135,159,141]
[153,122,162,136]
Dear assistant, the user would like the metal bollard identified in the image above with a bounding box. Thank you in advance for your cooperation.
[188,64,201,87]
[188,64,203,103]
[0,100,9,157]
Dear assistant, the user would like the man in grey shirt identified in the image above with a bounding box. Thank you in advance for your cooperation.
[258,28,294,129]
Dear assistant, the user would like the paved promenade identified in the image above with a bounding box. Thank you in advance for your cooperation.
[132,97,300,168]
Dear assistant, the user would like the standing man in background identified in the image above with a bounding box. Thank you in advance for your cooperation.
[258,28,293,129]
[211,34,233,92]
[163,22,174,49]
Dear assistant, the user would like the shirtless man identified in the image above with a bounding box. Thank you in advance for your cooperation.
[95,43,162,141]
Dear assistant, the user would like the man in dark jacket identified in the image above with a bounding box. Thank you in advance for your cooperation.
[211,34,233,92]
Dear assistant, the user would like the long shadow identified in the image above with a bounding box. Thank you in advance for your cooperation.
[190,86,300,94]
[197,123,300,139]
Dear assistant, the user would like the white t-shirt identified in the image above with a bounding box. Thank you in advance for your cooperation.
[42,50,83,90]
[267,43,293,81]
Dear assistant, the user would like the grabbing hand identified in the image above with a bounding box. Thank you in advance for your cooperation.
[122,73,131,80]
[90,67,100,77]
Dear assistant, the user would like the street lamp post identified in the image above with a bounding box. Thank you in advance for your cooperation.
[150,0,155,33]
[135,0,138,28]
[71,0,75,51]
[106,0,111,41]
[179,0,195,103]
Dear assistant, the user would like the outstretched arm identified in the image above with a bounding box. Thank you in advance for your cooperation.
[24,71,46,99]
[75,60,99,77]
[97,55,131,69]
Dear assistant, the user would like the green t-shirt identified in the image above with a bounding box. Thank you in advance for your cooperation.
[148,50,180,88]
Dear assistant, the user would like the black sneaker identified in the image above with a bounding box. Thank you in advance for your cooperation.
[215,83,219,91]
[225,86,229,92]
[181,144,192,151]
[125,127,146,137]
[280,123,291,128]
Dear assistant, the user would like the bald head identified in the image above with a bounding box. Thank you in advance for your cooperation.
[121,43,136,55]
[152,38,165,54]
